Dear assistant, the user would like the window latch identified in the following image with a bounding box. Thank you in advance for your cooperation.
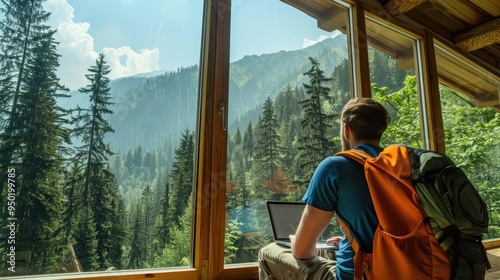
[218,101,227,131]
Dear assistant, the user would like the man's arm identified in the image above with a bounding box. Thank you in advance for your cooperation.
[290,204,334,259]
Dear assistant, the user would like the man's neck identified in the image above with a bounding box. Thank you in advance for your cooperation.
[351,140,380,149]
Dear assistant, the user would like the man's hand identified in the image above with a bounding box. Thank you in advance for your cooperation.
[326,236,342,247]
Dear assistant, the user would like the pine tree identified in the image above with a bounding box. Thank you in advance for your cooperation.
[253,96,286,199]
[108,187,127,270]
[73,206,99,271]
[125,150,134,171]
[234,128,242,146]
[93,168,125,269]
[0,0,54,203]
[331,58,351,105]
[370,49,392,90]
[141,184,155,265]
[68,53,125,270]
[275,84,299,124]
[134,145,144,169]
[155,197,192,267]
[167,130,194,226]
[155,182,170,251]
[235,156,251,208]
[298,57,334,187]
[71,53,114,207]
[12,33,71,273]
[242,122,254,171]
[127,201,145,269]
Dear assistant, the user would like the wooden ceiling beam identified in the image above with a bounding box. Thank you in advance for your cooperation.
[454,17,500,53]
[475,93,499,108]
[318,7,346,32]
[382,0,426,17]
[279,0,321,19]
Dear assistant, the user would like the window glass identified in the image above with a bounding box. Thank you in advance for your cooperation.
[435,43,500,240]
[0,0,203,276]
[365,16,423,148]
[226,0,351,264]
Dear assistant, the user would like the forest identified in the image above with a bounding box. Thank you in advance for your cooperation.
[0,0,499,277]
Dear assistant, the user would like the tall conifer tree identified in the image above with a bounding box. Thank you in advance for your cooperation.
[0,0,54,203]
[298,57,334,187]
[242,122,254,171]
[13,33,71,273]
[253,96,286,199]
[167,130,194,226]
[127,200,145,269]
[69,53,125,270]
[141,184,155,265]
[155,182,170,253]
[0,0,53,201]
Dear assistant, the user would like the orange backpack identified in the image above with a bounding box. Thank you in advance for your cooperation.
[335,145,450,280]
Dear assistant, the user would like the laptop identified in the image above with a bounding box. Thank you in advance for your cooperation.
[266,200,337,250]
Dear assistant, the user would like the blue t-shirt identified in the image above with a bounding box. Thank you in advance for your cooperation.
[302,144,383,280]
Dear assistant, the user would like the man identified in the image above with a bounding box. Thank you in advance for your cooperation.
[258,97,390,280]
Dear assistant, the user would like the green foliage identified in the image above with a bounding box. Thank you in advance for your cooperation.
[369,46,411,93]
[242,122,254,172]
[73,206,99,271]
[127,201,146,269]
[298,57,335,187]
[155,182,170,251]
[168,130,194,227]
[0,3,70,270]
[439,88,500,238]
[253,96,287,199]
[156,198,192,267]
[66,53,126,270]
[373,75,423,148]
[225,219,243,264]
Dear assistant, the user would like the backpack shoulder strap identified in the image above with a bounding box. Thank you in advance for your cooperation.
[334,149,374,280]
[335,149,373,165]
[336,216,365,280]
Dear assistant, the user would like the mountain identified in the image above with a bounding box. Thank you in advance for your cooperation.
[61,36,348,154]
[229,36,347,121]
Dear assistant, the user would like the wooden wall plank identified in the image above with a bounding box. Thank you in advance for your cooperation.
[469,0,500,17]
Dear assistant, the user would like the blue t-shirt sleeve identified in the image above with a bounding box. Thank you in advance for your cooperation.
[302,157,341,212]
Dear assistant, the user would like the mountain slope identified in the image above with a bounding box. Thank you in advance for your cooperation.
[64,36,349,153]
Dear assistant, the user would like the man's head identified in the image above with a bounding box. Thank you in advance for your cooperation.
[340,98,390,150]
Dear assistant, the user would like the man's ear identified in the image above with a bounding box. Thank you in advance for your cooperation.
[343,123,351,139]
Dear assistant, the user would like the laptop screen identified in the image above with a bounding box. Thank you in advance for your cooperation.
[266,201,306,241]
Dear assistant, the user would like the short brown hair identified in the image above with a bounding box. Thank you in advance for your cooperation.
[341,98,390,141]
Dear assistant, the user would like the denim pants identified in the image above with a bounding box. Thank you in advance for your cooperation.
[258,243,337,280]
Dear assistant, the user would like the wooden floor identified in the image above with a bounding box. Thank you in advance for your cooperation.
[486,248,500,280]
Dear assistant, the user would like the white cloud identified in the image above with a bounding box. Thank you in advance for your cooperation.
[103,47,160,79]
[43,0,160,90]
[302,31,342,48]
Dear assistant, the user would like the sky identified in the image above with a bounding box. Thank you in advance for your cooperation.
[36,0,336,90]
